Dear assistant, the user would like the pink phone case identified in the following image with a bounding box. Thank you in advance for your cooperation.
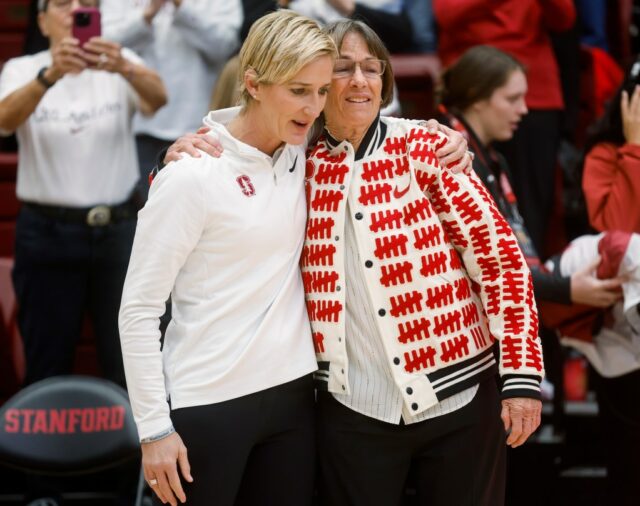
[72,7,101,47]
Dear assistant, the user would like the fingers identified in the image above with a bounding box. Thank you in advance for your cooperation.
[421,119,439,135]
[506,411,524,447]
[166,466,187,504]
[144,470,168,504]
[163,132,223,163]
[436,131,467,169]
[448,150,473,174]
[500,403,511,432]
[164,149,184,163]
[156,471,178,506]
[630,85,640,114]
[621,90,630,122]
[196,126,211,135]
[178,444,193,483]
[52,38,87,74]
[502,399,542,448]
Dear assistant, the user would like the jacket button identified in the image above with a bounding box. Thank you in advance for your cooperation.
[340,185,345,190]
[335,236,340,241]
[364,260,373,268]
[336,286,341,291]
[406,387,413,395]
[378,309,386,316]
[411,403,418,411]
[393,357,400,365]
[342,385,346,390]
[355,212,363,220]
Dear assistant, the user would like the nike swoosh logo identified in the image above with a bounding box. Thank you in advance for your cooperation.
[393,185,410,199]
[289,155,298,173]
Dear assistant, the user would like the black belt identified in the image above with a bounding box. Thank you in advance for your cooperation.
[23,200,137,226]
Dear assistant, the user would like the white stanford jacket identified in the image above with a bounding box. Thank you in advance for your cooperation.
[302,116,544,416]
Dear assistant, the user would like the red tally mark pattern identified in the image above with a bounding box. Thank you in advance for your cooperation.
[408,128,541,376]
[303,124,542,388]
[404,346,437,373]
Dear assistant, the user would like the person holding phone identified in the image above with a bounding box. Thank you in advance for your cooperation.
[0,0,166,389]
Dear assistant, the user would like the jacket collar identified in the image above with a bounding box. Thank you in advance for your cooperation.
[324,114,387,161]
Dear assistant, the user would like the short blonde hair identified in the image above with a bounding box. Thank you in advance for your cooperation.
[238,10,338,108]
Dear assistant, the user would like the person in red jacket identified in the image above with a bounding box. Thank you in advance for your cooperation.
[583,58,640,234]
[433,0,576,256]
[579,58,640,505]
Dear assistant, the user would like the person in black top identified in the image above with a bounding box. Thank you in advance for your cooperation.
[438,46,640,506]
[437,45,624,309]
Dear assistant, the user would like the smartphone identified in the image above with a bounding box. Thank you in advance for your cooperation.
[72,7,101,47]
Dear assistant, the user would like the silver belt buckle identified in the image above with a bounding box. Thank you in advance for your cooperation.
[86,205,111,226]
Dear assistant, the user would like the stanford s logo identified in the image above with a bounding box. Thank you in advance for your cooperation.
[236,175,256,197]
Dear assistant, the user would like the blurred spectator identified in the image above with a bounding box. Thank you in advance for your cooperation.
[287,0,414,53]
[440,45,640,506]
[0,0,167,387]
[579,60,640,504]
[438,45,632,323]
[433,0,576,256]
[101,0,242,199]
[406,0,436,52]
[240,0,277,41]
[575,0,608,50]
[582,58,640,234]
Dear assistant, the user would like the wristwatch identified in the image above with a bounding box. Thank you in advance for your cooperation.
[36,66,55,89]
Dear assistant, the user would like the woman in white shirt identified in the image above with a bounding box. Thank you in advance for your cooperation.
[118,11,336,506]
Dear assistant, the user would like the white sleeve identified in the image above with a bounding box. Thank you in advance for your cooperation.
[172,0,241,63]
[118,159,209,440]
[101,0,154,50]
[0,57,35,101]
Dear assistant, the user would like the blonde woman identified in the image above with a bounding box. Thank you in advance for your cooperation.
[118,11,336,506]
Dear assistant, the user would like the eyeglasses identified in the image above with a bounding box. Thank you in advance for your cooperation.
[333,59,386,79]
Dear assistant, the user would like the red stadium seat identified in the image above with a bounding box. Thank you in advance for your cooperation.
[0,257,23,400]
[0,0,29,32]
[390,53,441,120]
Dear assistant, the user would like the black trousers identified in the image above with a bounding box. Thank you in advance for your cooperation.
[155,374,316,506]
[592,368,640,506]
[12,206,135,387]
[495,109,562,257]
[316,379,506,506]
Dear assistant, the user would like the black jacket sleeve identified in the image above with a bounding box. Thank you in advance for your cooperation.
[531,267,572,305]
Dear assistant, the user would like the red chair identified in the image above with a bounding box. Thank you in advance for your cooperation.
[0,257,23,399]
[0,376,146,504]
[0,0,29,32]
[390,54,441,120]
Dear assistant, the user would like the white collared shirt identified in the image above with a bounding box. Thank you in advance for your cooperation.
[333,200,478,424]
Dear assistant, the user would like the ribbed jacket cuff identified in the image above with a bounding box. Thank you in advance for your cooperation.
[500,374,542,400]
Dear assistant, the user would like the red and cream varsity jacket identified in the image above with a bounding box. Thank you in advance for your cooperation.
[302,116,544,416]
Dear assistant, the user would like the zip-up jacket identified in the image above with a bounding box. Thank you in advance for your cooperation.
[302,116,544,416]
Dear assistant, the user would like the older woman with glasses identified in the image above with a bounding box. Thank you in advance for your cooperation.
[165,17,544,506]
[303,20,542,506]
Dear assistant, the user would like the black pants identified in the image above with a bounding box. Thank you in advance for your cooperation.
[592,368,640,506]
[156,374,316,506]
[12,206,135,387]
[316,379,506,506]
[495,109,562,257]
